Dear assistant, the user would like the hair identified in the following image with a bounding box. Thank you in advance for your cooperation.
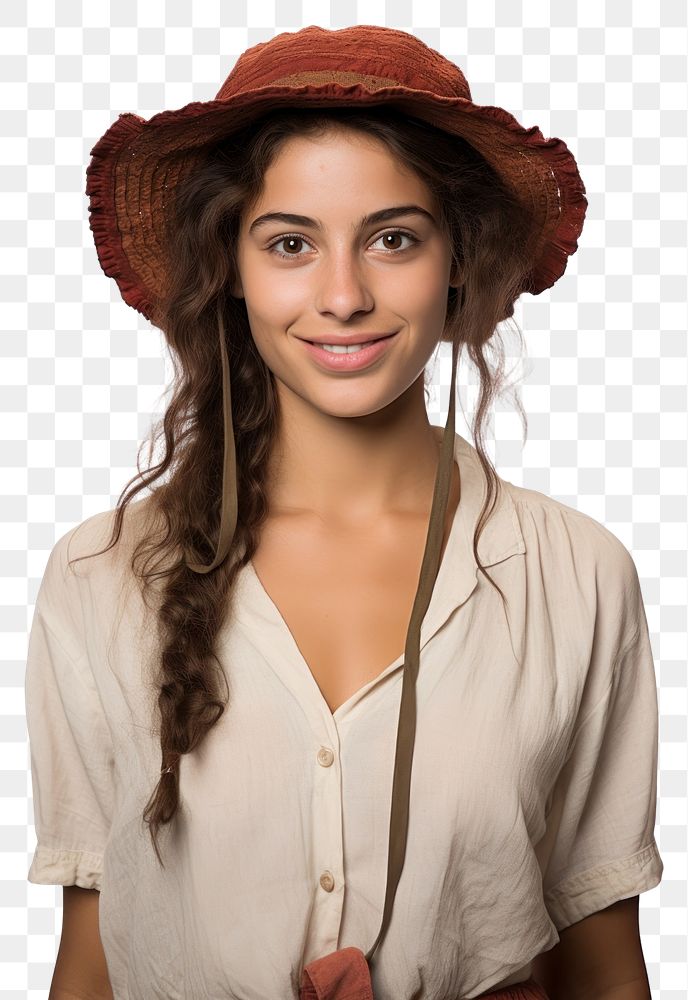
[69,105,534,866]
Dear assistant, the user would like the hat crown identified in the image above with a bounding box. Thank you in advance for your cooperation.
[215,24,472,103]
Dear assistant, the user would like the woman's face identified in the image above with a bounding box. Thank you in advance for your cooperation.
[232,127,459,419]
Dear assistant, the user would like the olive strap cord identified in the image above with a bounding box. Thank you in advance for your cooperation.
[364,330,460,965]
[185,299,461,969]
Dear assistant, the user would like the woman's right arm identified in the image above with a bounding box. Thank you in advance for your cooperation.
[49,886,114,1000]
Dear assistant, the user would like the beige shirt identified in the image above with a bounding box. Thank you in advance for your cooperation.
[25,430,663,1000]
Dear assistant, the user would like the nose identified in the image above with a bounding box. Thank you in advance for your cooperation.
[314,248,375,321]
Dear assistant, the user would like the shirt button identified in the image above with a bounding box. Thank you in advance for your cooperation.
[319,870,335,892]
[317,747,334,767]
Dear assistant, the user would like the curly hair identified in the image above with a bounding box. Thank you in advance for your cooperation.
[69,105,534,866]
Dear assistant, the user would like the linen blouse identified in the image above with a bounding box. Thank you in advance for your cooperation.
[25,429,664,1000]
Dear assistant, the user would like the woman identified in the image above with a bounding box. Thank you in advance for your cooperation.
[25,24,663,1000]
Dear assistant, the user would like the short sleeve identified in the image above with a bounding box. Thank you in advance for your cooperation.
[25,526,116,891]
[538,544,664,932]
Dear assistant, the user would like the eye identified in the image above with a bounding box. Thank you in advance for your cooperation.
[369,230,419,253]
[266,229,420,259]
[267,234,314,259]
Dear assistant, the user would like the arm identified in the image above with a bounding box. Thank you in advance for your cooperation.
[49,886,113,1000]
[531,896,652,1000]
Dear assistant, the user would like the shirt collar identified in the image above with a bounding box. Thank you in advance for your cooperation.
[230,428,526,720]
[233,428,526,652]
[429,427,526,622]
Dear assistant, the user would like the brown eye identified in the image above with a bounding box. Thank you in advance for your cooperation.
[268,235,311,258]
[382,233,403,250]
[281,236,303,254]
[370,230,419,253]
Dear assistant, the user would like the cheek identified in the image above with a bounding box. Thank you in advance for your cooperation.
[242,296,298,372]
[387,259,450,322]
[243,269,307,329]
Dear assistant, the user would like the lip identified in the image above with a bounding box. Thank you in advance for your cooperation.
[302,331,397,346]
[299,331,399,372]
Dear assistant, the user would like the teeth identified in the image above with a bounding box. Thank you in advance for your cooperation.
[320,343,367,354]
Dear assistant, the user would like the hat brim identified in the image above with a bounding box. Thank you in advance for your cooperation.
[85,81,588,324]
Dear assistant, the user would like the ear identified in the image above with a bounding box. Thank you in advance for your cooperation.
[448,259,462,289]
[229,274,244,299]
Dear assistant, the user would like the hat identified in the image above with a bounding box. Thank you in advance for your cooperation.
[86,23,586,321]
[84,23,587,970]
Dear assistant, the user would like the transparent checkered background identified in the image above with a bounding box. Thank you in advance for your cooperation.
[2,0,686,997]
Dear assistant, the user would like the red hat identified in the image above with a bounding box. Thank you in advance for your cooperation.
[85,23,587,324]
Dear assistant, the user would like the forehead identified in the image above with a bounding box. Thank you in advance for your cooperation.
[264,128,417,179]
[249,129,437,222]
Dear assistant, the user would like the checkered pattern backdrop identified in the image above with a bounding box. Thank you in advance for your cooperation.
[2,1,686,997]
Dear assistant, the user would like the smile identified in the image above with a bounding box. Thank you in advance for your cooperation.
[300,332,399,372]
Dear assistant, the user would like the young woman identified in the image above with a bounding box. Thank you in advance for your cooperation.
[25,24,663,1000]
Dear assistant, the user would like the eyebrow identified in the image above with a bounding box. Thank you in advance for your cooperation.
[247,204,437,235]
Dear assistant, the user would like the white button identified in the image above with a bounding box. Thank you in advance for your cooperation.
[317,747,334,767]
[319,870,335,892]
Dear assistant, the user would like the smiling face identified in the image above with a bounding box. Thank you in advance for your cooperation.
[232,126,460,421]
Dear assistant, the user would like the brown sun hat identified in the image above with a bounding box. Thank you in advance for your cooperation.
[84,25,588,981]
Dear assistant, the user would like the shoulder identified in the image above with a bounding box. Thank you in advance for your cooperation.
[35,498,157,636]
[500,479,643,642]
[505,479,638,575]
[47,496,157,575]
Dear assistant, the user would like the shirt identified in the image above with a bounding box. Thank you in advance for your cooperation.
[25,428,664,1000]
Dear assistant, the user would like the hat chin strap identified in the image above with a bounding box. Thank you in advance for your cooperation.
[184,300,461,969]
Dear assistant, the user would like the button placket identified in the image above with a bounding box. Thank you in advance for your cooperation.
[305,728,345,959]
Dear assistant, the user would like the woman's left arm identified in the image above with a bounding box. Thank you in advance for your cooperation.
[531,895,652,1000]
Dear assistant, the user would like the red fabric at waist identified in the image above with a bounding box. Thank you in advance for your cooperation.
[299,947,373,1000]
[299,947,549,1000]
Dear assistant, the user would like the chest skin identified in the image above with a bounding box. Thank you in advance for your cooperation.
[250,462,461,716]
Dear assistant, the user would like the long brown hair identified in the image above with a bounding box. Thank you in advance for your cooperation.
[69,106,533,865]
